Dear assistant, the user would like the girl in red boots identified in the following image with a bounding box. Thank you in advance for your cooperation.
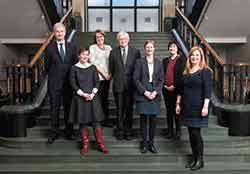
[69,47,108,155]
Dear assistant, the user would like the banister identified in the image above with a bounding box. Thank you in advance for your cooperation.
[176,7,225,65]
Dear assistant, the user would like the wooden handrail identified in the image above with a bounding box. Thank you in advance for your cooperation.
[0,7,73,69]
[29,7,73,68]
[176,7,225,65]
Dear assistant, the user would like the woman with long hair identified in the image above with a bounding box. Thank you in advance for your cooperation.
[176,46,212,171]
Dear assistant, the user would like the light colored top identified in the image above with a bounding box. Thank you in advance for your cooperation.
[148,62,154,83]
[89,44,112,80]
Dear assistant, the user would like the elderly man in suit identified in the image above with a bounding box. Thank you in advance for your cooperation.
[45,22,77,144]
[109,31,141,140]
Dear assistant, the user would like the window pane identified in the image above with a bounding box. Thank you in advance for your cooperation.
[112,9,134,32]
[137,9,158,31]
[88,9,110,31]
[112,0,134,6]
[137,0,159,6]
[88,0,110,6]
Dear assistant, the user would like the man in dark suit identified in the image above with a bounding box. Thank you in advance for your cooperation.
[109,31,141,140]
[45,22,77,144]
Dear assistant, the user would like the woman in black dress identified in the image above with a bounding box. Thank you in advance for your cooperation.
[133,40,164,153]
[69,48,108,155]
[176,46,212,171]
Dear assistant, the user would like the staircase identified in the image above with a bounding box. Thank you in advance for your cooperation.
[75,32,171,58]
[0,32,250,173]
[0,115,250,173]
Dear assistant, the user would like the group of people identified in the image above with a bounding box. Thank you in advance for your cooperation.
[45,22,212,171]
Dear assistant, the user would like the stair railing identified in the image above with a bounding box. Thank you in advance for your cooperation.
[175,6,250,104]
[0,7,73,105]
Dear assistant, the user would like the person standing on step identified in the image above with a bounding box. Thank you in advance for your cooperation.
[176,46,212,171]
[69,48,108,155]
[109,31,141,140]
[89,30,113,127]
[162,41,184,140]
[45,22,77,144]
[133,40,164,153]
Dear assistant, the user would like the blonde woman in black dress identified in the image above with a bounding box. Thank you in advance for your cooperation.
[69,48,108,155]
[176,46,212,170]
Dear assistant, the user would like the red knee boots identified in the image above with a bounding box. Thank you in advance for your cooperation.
[80,128,89,155]
[94,128,108,154]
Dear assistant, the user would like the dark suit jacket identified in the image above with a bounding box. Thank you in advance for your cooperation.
[133,57,164,102]
[45,40,77,92]
[109,46,141,93]
[162,54,186,94]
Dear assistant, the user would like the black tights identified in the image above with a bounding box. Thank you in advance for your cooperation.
[188,127,204,158]
[140,114,156,145]
[80,122,102,129]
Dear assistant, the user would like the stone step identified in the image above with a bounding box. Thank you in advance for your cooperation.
[0,161,250,173]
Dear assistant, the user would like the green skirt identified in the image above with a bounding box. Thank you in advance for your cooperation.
[135,82,160,116]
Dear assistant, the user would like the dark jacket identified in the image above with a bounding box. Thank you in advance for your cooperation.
[109,46,141,93]
[45,40,77,92]
[133,57,164,102]
[162,54,187,94]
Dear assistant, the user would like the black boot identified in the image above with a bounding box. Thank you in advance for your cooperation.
[185,155,196,168]
[190,156,204,171]
[140,141,148,153]
[148,142,158,153]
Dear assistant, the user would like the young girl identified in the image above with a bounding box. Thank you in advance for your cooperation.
[69,48,108,155]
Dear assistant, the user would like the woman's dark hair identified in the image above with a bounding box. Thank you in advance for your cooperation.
[93,29,105,44]
[78,47,89,55]
[167,40,178,50]
[144,40,155,48]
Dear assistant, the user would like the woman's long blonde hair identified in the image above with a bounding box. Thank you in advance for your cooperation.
[183,46,209,74]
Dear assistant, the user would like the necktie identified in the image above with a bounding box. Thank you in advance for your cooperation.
[122,48,126,64]
[59,43,65,62]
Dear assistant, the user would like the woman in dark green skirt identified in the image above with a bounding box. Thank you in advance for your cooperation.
[133,40,164,153]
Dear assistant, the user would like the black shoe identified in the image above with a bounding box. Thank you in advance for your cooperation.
[190,157,204,171]
[148,143,158,153]
[165,133,174,139]
[64,129,76,140]
[175,131,181,140]
[140,144,148,153]
[65,133,76,140]
[116,133,124,140]
[124,134,135,141]
[185,157,196,168]
[47,134,59,144]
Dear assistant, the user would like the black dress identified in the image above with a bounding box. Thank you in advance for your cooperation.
[69,64,104,124]
[181,68,212,128]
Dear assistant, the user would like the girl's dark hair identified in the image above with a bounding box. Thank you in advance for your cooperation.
[93,29,105,44]
[78,47,89,55]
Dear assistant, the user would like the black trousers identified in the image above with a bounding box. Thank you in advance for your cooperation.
[188,127,204,158]
[114,91,134,135]
[163,89,181,134]
[140,115,156,145]
[98,80,110,120]
[49,86,72,134]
